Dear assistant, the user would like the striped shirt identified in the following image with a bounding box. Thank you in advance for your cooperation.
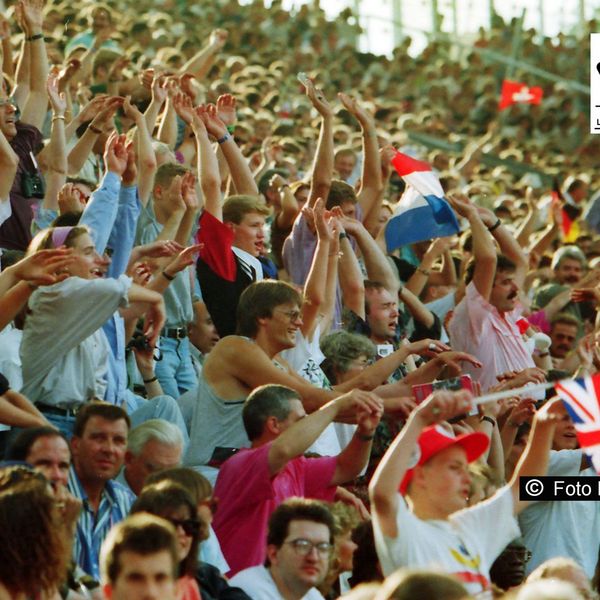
[68,467,134,580]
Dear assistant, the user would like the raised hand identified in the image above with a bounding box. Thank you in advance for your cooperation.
[121,141,137,186]
[447,193,478,220]
[426,237,453,258]
[172,91,196,125]
[57,59,81,93]
[505,397,536,427]
[534,397,565,426]
[12,248,75,286]
[313,198,334,243]
[436,351,483,375]
[209,28,228,52]
[46,70,67,115]
[416,389,474,425]
[166,175,186,213]
[103,132,129,176]
[303,78,332,118]
[181,171,199,211]
[197,103,227,139]
[179,73,199,101]
[57,183,86,214]
[216,94,236,127]
[165,243,203,275]
[129,262,152,286]
[151,73,168,105]
[338,92,373,126]
[77,94,109,123]
[121,96,143,123]
[136,240,184,260]
[90,96,124,132]
[334,487,370,520]
[385,396,417,420]
[405,338,451,358]
[19,0,44,33]
[143,297,166,348]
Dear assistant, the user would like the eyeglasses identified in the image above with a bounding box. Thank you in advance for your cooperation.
[285,538,332,558]
[275,308,302,322]
[167,518,200,537]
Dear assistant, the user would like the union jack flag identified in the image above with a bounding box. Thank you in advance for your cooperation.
[554,376,600,473]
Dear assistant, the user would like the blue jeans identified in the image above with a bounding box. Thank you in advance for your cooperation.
[155,337,197,399]
[42,412,77,439]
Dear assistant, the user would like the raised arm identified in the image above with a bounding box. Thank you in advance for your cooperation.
[216,337,338,413]
[179,29,228,80]
[509,397,562,514]
[192,105,222,219]
[201,98,258,196]
[369,390,474,537]
[18,0,49,131]
[448,194,497,301]
[337,221,365,318]
[67,97,122,176]
[404,238,456,296]
[10,3,30,107]
[0,249,74,330]
[121,96,157,207]
[144,73,168,134]
[37,72,67,212]
[338,93,382,222]
[304,80,333,207]
[301,199,332,339]
[0,125,18,203]
[269,390,382,476]
[342,216,399,294]
[0,16,14,81]
[476,203,529,288]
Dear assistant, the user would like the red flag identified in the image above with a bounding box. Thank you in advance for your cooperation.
[498,79,543,110]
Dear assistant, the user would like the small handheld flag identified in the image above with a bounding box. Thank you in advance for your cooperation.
[384,151,460,252]
[554,375,600,473]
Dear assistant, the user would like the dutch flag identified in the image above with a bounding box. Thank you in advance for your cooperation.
[385,150,460,253]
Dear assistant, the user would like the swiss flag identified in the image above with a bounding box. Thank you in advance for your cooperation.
[498,79,543,110]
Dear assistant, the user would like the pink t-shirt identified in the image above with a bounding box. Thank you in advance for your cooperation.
[213,443,337,576]
[448,281,535,392]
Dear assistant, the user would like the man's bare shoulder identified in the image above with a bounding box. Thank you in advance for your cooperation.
[211,335,257,355]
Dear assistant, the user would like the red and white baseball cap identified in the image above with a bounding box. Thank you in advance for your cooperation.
[399,425,489,495]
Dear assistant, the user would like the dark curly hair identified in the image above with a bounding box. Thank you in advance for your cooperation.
[0,466,69,597]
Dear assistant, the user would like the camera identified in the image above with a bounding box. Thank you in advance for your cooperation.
[377,343,394,358]
[127,331,152,351]
[21,172,45,199]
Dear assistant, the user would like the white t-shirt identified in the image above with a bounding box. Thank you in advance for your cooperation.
[373,486,520,595]
[280,328,342,457]
[229,565,325,600]
[519,449,600,578]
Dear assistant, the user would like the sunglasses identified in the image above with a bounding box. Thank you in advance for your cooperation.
[167,518,200,537]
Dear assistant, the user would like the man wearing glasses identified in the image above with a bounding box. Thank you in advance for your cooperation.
[230,498,334,600]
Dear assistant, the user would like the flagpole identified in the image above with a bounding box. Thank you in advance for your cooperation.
[473,381,555,405]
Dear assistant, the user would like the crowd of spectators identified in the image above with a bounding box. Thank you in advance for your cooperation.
[0,0,599,598]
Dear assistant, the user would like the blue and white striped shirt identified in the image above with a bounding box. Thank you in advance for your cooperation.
[68,467,134,580]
